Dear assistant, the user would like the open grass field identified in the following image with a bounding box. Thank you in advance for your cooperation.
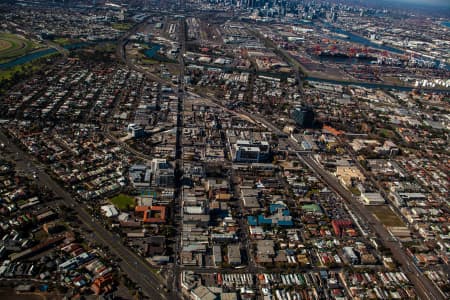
[111,194,135,210]
[368,205,405,227]
[52,37,71,46]
[0,40,11,51]
[0,33,35,62]
[0,51,57,81]
[142,58,159,65]
[112,22,134,31]
[0,63,37,81]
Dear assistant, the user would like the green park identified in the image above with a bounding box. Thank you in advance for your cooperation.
[0,32,36,63]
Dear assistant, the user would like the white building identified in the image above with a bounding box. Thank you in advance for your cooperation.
[101,205,119,217]
[151,158,174,187]
[361,192,385,205]
[232,140,270,163]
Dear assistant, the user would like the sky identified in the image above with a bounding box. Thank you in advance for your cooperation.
[376,0,450,8]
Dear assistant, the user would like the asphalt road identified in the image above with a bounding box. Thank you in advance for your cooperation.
[243,111,445,300]
[117,19,177,88]
[297,154,445,300]
[20,11,440,300]
[156,71,445,299]
[115,16,185,299]
[238,113,444,300]
[0,130,172,300]
[172,14,186,298]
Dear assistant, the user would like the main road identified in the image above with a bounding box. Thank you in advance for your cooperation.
[172,13,186,297]
[115,14,186,299]
[237,113,445,300]
[297,154,444,300]
[112,11,444,300]
[0,130,171,300]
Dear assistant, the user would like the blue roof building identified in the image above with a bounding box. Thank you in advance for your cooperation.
[247,216,258,226]
[247,202,293,227]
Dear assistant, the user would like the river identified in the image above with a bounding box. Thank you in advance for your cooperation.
[144,44,162,58]
[0,42,91,70]
[2,40,446,93]
[323,23,404,54]
[0,48,58,70]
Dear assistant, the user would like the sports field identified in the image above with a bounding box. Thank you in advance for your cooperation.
[0,33,35,62]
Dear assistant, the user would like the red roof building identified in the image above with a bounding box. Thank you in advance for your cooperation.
[135,206,166,223]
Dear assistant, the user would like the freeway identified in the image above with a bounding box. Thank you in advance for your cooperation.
[246,24,305,94]
[108,11,442,300]
[46,40,69,56]
[246,23,449,93]
[116,17,150,63]
[0,130,171,300]
[117,17,177,88]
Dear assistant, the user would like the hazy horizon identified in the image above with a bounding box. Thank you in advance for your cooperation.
[366,0,450,9]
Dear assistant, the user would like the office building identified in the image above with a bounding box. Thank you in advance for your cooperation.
[292,106,315,128]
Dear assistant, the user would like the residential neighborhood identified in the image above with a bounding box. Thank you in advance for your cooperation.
[0,0,448,299]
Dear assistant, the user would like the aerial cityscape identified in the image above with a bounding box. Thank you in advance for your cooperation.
[0,0,448,299]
